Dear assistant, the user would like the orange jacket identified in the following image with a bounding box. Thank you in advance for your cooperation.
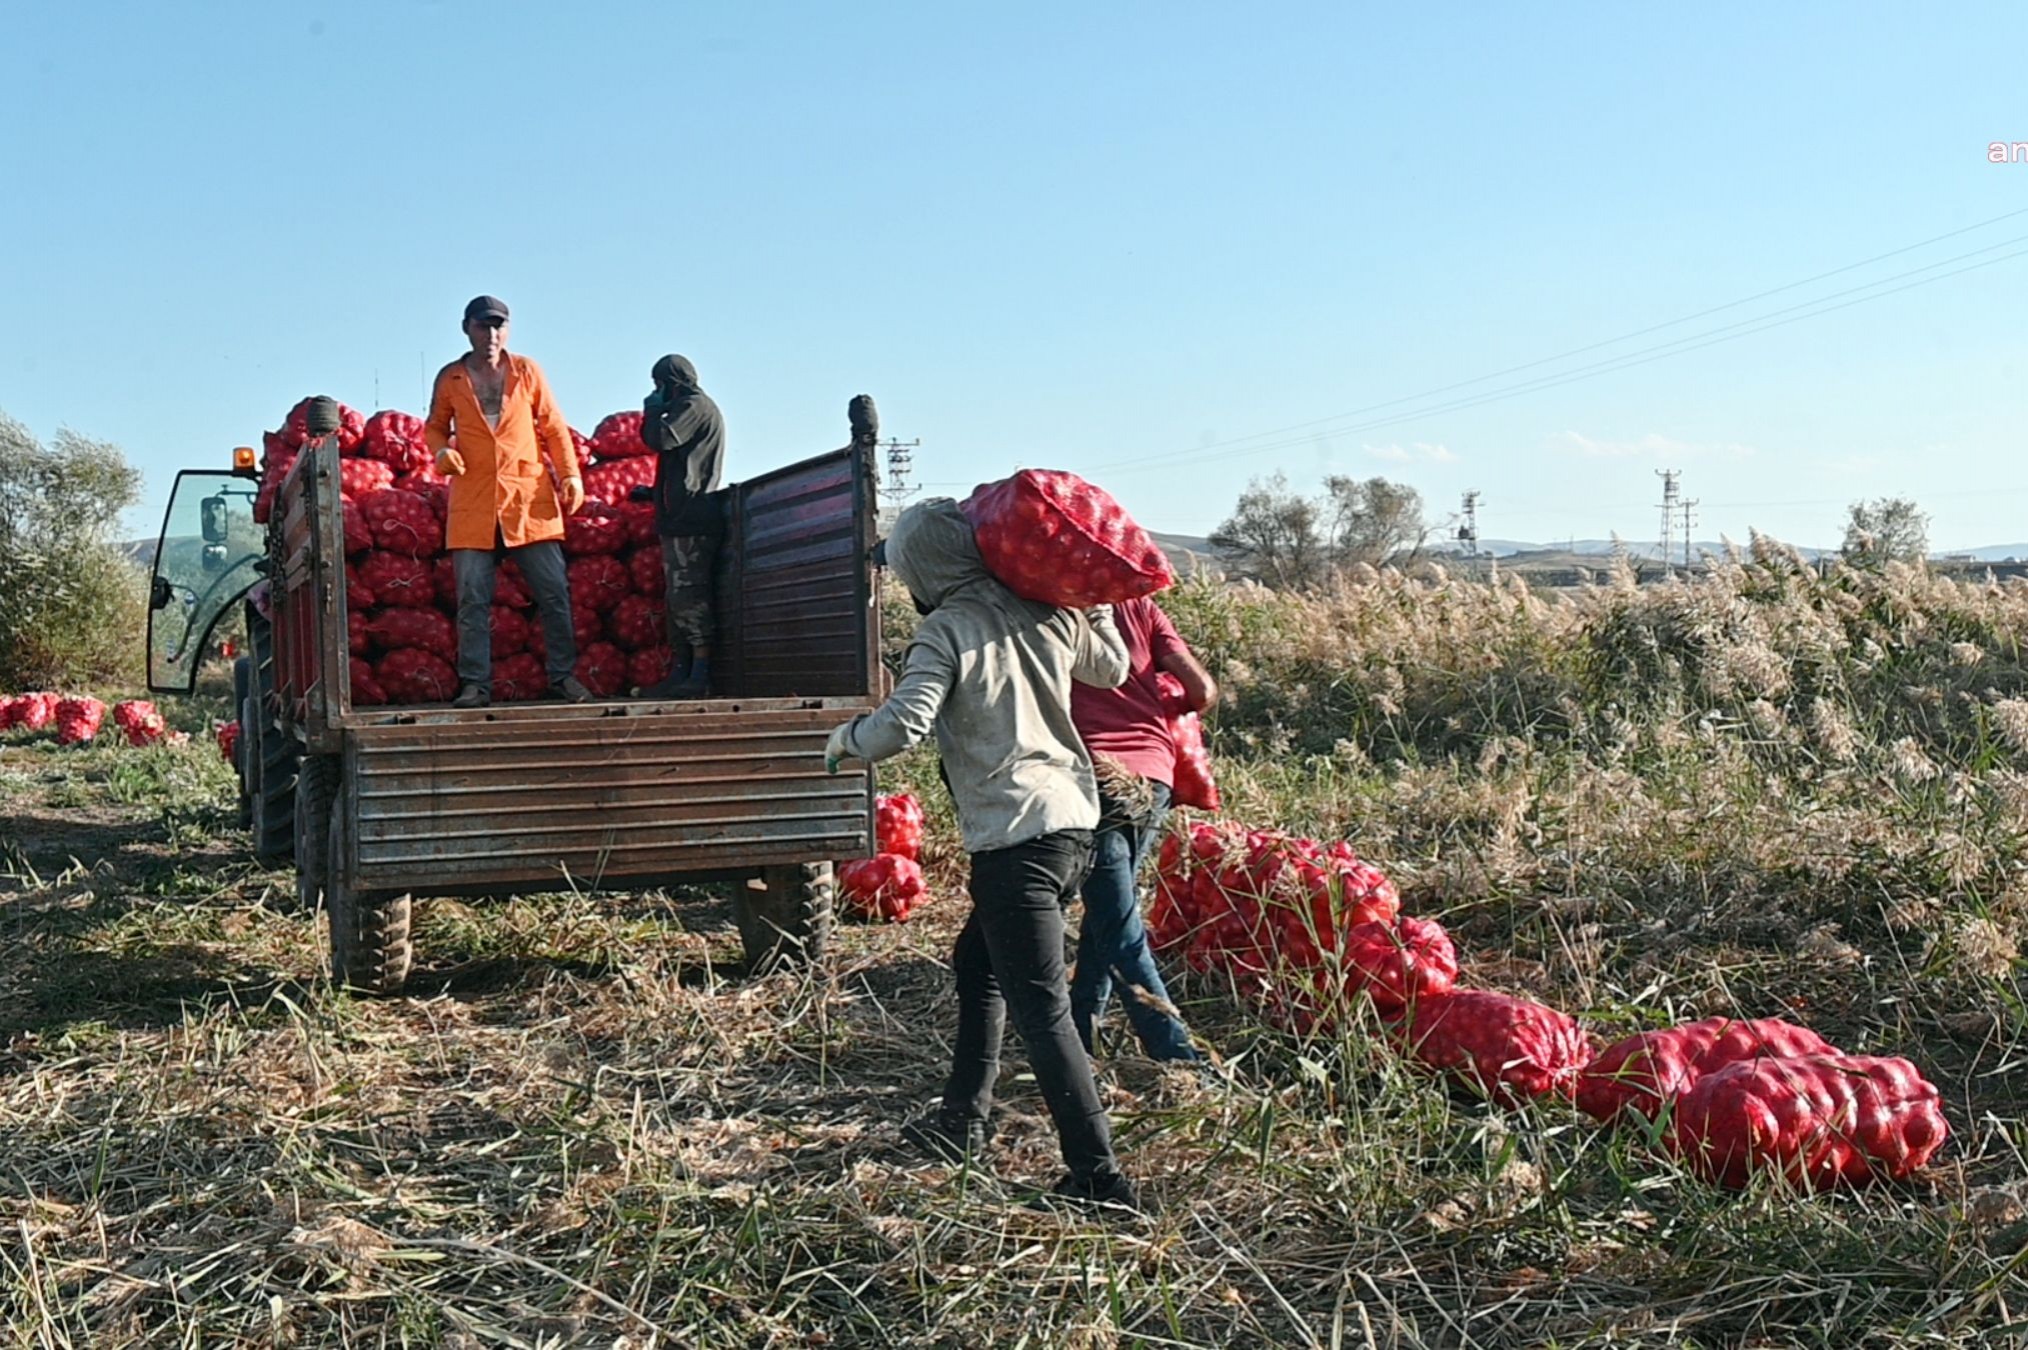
[425,353,581,550]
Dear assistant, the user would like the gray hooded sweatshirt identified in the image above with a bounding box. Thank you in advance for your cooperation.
[839,498,1130,854]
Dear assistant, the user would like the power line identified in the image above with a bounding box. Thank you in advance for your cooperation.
[1094,237,2028,477]
[1101,204,2028,464]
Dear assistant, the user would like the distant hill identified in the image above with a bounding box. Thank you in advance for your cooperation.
[1149,531,1223,578]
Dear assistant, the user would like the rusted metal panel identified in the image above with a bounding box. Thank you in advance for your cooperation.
[341,701,873,892]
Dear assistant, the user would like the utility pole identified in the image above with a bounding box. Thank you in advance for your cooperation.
[875,437,921,532]
[1456,490,1482,570]
[1677,494,1699,572]
[1656,469,1681,576]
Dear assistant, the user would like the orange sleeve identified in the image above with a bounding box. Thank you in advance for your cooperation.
[525,358,579,481]
[425,366,456,453]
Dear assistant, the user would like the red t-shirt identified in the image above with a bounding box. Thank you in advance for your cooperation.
[1071,597,1189,786]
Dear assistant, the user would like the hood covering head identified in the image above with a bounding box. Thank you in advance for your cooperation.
[883,498,989,610]
[652,354,698,391]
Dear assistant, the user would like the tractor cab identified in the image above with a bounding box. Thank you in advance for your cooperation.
[147,448,263,693]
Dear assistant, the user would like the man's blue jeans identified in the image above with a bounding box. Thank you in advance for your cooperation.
[1071,780,1198,1062]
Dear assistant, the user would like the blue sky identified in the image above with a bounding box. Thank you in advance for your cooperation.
[3,2,2025,550]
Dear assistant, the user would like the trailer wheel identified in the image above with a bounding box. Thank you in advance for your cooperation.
[246,610,299,867]
[294,753,339,912]
[325,811,412,995]
[736,863,835,972]
[231,655,253,828]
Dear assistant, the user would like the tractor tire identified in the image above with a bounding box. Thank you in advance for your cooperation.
[246,609,298,867]
[325,810,412,995]
[735,863,835,972]
[231,655,253,828]
[293,753,340,912]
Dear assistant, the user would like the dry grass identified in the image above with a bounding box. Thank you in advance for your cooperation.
[1,556,2025,1347]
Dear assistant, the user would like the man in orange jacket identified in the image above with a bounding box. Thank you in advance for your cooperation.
[426,295,593,706]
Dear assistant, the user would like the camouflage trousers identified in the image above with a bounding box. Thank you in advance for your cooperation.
[662,533,719,649]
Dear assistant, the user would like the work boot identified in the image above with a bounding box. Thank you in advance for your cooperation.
[545,676,594,704]
[1033,1168,1142,1216]
[899,1110,995,1164]
[451,682,490,709]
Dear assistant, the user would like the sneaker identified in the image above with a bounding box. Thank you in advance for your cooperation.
[899,1111,995,1164]
[545,676,594,704]
[451,683,490,709]
[1033,1169,1142,1216]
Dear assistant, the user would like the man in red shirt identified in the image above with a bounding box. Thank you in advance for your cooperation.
[1069,596,1217,1062]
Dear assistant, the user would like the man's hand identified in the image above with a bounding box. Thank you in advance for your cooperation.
[825,723,855,775]
[560,476,585,515]
[435,447,466,477]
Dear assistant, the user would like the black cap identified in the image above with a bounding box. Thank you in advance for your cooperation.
[463,295,509,323]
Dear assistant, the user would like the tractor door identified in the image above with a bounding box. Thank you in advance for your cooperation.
[147,470,264,693]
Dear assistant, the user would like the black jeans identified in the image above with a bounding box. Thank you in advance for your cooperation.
[941,829,1121,1182]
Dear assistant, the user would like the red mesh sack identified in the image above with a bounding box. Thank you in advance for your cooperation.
[341,496,373,557]
[493,559,533,609]
[564,508,628,557]
[1668,1053,1949,1190]
[20,692,59,731]
[345,562,377,610]
[591,410,650,459]
[490,605,530,658]
[361,488,443,558]
[349,657,388,707]
[358,551,436,609]
[959,470,1174,607]
[1154,671,1219,810]
[567,555,631,616]
[360,410,429,474]
[112,700,167,747]
[55,696,106,746]
[347,609,370,656]
[1577,1017,1839,1126]
[607,595,664,651]
[494,653,547,701]
[0,696,18,730]
[573,642,627,698]
[628,646,674,689]
[1341,916,1458,1017]
[216,720,240,764]
[876,793,927,861]
[368,607,456,663]
[615,502,659,548]
[376,647,457,704]
[253,449,297,524]
[838,854,925,922]
[628,544,666,598]
[1401,990,1593,1107]
[584,457,657,506]
[338,458,395,499]
[569,426,595,463]
[392,472,450,519]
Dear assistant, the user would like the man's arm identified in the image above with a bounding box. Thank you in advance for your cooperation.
[1148,603,1217,712]
[526,360,580,483]
[424,369,455,455]
[839,632,956,762]
[1070,604,1130,689]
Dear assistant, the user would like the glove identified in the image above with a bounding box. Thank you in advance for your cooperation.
[628,484,655,504]
[560,477,585,515]
[435,447,466,477]
[825,722,855,775]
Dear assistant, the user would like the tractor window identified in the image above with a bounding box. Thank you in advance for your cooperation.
[148,470,263,693]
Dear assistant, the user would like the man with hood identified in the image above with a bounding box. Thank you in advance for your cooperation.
[825,498,1141,1211]
[632,354,726,699]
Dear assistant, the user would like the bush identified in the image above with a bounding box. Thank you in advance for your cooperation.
[0,410,147,689]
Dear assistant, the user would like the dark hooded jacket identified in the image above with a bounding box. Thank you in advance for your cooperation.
[640,354,726,537]
[837,498,1130,852]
